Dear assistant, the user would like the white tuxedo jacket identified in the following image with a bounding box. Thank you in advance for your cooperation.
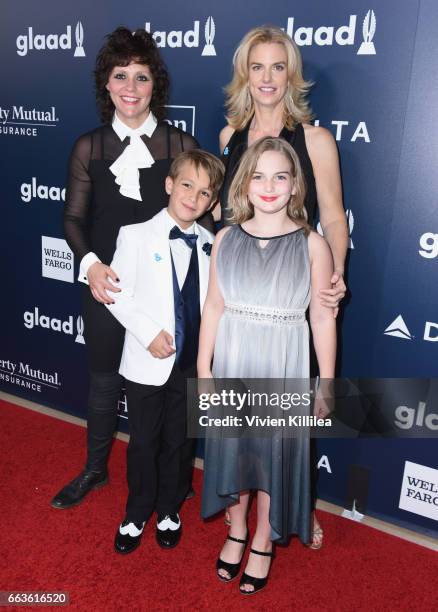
[105,209,213,385]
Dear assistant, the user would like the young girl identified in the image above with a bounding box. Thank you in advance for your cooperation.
[198,137,336,594]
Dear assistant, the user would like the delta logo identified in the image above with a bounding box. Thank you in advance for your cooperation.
[286,9,376,55]
[384,315,438,343]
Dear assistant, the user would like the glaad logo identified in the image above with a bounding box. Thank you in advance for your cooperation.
[74,21,85,57]
[395,403,438,431]
[384,315,413,340]
[76,316,85,344]
[23,307,85,344]
[419,232,438,259]
[21,178,65,203]
[0,358,61,393]
[384,316,438,342]
[145,17,216,55]
[202,16,216,56]
[399,461,438,520]
[357,10,376,55]
[16,21,86,57]
[318,209,354,249]
[286,10,376,55]
[41,236,74,283]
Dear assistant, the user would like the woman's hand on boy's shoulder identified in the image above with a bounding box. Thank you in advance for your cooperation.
[88,262,121,304]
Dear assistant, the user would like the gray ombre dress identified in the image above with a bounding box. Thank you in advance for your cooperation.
[201,224,312,544]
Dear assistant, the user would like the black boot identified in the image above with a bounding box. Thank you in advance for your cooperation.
[86,370,123,472]
[51,370,122,509]
[51,470,108,509]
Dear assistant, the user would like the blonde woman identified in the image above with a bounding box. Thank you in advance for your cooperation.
[219,25,347,313]
[199,137,336,594]
[217,25,348,547]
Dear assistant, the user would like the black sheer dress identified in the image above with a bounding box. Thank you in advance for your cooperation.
[64,120,203,472]
[64,121,199,371]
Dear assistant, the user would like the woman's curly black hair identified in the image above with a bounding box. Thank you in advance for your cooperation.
[94,27,170,124]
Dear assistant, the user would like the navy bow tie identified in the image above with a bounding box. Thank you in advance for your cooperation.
[169,225,198,249]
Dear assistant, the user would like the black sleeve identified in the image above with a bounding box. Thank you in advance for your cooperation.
[63,133,94,261]
[169,127,199,155]
[181,131,199,151]
[219,131,243,226]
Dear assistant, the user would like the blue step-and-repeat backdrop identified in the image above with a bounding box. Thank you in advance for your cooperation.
[2,1,437,536]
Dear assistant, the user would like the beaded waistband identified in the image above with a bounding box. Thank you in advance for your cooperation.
[224,301,306,325]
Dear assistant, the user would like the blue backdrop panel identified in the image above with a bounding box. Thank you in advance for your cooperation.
[1,1,437,536]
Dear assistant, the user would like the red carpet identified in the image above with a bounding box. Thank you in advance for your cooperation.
[1,399,437,611]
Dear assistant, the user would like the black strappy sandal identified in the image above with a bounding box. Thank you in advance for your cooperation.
[239,547,275,595]
[216,534,248,582]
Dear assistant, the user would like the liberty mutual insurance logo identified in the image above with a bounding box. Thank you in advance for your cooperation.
[16,21,86,57]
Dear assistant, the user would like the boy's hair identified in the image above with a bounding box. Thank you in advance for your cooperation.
[228,136,309,230]
[168,150,225,200]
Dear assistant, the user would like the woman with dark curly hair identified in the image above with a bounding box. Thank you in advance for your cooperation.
[51,27,200,513]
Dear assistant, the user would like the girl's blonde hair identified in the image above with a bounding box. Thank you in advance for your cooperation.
[228,136,308,228]
[225,25,313,131]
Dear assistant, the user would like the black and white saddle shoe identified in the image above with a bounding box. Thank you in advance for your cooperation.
[114,519,145,554]
[156,513,182,549]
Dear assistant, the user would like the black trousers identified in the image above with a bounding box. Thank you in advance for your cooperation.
[124,364,194,523]
[82,287,125,472]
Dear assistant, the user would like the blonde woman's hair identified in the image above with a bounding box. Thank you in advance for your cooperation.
[228,136,308,228]
[225,25,313,131]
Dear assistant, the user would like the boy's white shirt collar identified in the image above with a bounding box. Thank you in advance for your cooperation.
[109,112,158,202]
[164,208,197,236]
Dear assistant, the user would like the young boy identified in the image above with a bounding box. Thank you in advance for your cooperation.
[105,150,224,553]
